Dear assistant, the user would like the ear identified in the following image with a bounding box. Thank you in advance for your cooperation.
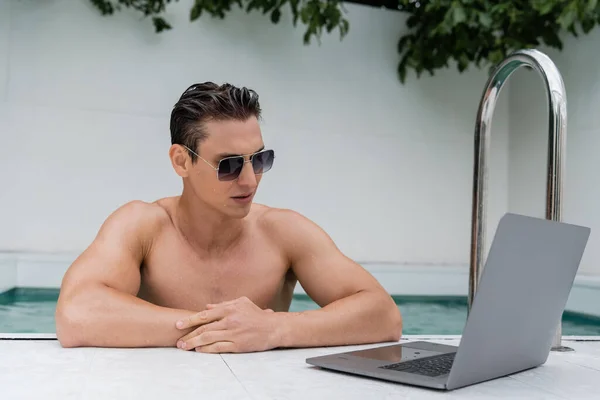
[169,144,191,178]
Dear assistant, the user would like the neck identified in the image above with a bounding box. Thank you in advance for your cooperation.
[175,191,244,254]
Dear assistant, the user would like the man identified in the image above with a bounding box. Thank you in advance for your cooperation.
[55,82,402,353]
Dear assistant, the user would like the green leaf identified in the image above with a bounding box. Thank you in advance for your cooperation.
[300,6,311,24]
[152,17,172,32]
[452,6,467,25]
[339,19,349,39]
[398,58,408,84]
[89,0,115,15]
[488,49,505,65]
[457,57,469,72]
[532,0,555,15]
[478,12,492,28]
[582,17,596,33]
[397,35,411,54]
[246,0,260,12]
[190,3,202,21]
[270,8,281,23]
[558,7,577,30]
[289,0,300,25]
[542,29,564,49]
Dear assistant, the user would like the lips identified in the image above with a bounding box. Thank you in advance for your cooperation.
[231,192,254,204]
[231,193,253,199]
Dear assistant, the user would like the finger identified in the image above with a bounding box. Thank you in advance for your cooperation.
[184,330,233,350]
[195,341,237,354]
[177,319,228,346]
[176,307,227,330]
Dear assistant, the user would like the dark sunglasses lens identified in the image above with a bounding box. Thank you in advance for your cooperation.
[252,150,274,174]
[217,157,244,181]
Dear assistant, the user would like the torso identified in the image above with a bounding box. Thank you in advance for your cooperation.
[136,197,297,313]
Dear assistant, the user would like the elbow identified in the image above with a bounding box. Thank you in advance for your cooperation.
[383,296,403,342]
[55,300,85,348]
[389,309,403,342]
[387,311,403,342]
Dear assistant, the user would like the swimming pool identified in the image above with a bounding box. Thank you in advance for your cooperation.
[2,288,600,335]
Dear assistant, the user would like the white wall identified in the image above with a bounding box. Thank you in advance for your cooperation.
[508,30,600,275]
[1,0,510,269]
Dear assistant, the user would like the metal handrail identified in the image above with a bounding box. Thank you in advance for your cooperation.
[469,49,568,351]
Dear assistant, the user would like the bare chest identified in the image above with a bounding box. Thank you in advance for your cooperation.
[137,232,296,313]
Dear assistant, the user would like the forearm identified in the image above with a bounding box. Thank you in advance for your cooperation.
[274,290,402,348]
[55,284,197,348]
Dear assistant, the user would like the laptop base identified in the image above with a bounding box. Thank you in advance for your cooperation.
[306,341,458,390]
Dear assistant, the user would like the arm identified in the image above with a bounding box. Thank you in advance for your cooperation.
[55,201,197,348]
[270,209,402,348]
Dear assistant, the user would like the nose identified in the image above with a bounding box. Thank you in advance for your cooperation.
[236,160,257,189]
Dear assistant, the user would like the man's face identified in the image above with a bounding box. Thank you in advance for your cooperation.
[184,117,268,218]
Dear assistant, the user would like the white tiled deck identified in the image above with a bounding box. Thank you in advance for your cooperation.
[1,335,599,399]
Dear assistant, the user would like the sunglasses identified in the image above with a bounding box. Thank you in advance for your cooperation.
[183,145,275,181]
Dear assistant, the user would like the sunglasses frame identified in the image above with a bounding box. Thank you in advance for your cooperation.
[182,145,274,181]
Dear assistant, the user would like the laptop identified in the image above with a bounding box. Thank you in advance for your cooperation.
[306,212,591,390]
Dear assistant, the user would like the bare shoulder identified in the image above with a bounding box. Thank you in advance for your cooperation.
[58,199,173,299]
[114,199,168,219]
[252,205,384,311]
[96,199,172,247]
[256,204,314,228]
[106,199,170,230]
[253,204,336,253]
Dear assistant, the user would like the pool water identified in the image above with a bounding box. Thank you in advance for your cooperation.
[2,288,600,335]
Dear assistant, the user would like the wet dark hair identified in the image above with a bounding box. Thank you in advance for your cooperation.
[170,82,262,163]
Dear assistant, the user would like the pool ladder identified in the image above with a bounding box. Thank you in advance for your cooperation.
[468,49,570,351]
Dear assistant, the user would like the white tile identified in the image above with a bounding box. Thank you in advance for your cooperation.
[2,338,600,398]
[0,341,95,400]
[561,353,600,373]
[221,339,563,399]
[0,341,251,399]
[81,348,250,399]
[561,340,600,360]
[509,354,600,398]
[225,346,420,400]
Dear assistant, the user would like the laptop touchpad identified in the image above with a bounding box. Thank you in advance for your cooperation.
[347,344,442,363]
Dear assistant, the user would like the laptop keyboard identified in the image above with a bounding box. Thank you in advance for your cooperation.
[379,352,456,377]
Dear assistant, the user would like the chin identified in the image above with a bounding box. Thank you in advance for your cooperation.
[228,210,252,220]
[223,204,253,219]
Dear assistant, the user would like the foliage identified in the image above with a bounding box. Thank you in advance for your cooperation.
[88,0,349,44]
[89,0,600,83]
[395,0,600,83]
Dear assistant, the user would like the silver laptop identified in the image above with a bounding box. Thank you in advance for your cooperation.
[306,213,591,390]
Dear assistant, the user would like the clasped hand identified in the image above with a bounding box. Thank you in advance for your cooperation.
[175,296,280,353]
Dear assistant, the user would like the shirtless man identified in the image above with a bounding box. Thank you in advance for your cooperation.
[55,82,402,353]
